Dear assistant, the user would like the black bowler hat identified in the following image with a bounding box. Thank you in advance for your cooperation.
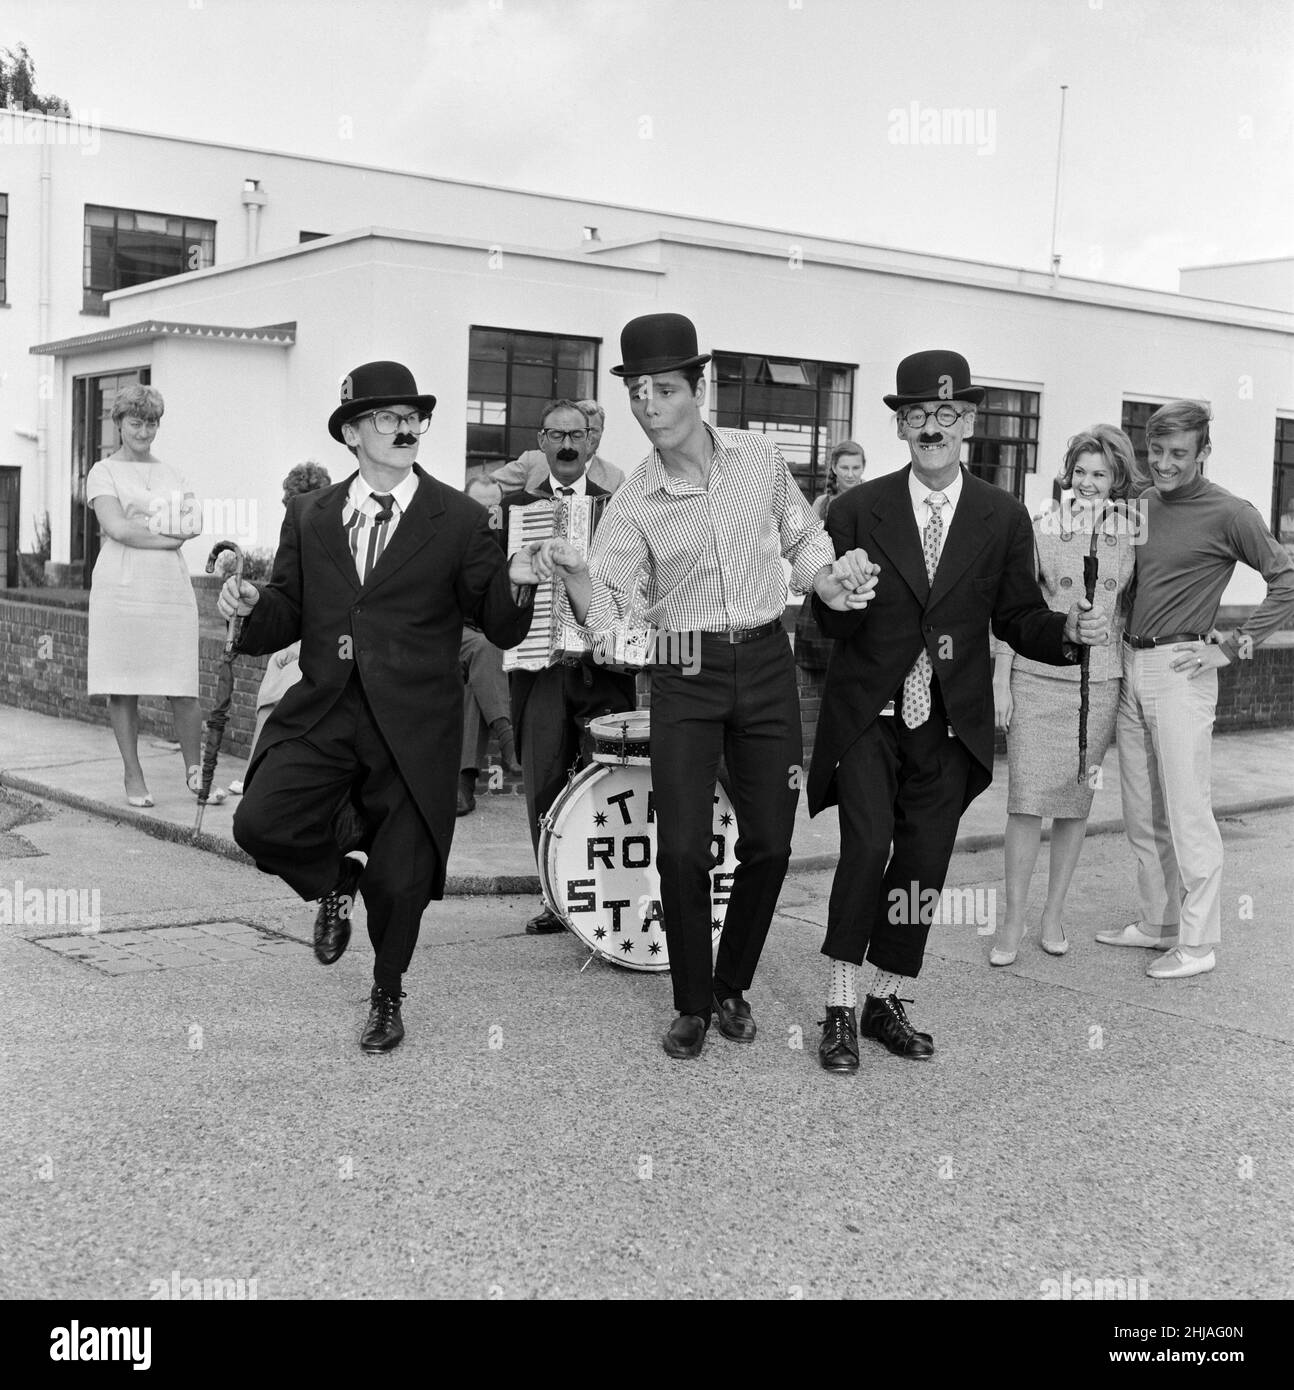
[883,350,986,411]
[610,313,711,378]
[328,360,437,442]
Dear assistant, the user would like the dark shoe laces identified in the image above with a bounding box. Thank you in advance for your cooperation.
[882,995,918,1040]
[370,989,405,1024]
[819,1009,855,1049]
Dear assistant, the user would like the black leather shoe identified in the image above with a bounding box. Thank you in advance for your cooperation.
[818,1006,859,1072]
[860,994,934,1059]
[313,856,362,965]
[360,985,405,1053]
[662,1013,708,1059]
[456,771,476,817]
[712,991,756,1043]
[525,905,566,935]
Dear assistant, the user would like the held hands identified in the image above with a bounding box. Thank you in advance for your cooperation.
[1064,598,1110,646]
[217,576,260,620]
[523,537,588,585]
[814,548,880,612]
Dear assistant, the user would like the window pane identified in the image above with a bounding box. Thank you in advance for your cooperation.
[468,361,507,396]
[470,329,510,361]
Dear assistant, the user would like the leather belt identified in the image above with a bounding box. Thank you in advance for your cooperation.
[1123,631,1208,649]
[698,619,784,646]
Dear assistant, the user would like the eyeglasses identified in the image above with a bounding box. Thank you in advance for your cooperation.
[901,405,969,430]
[123,415,160,427]
[541,428,588,443]
[353,410,432,435]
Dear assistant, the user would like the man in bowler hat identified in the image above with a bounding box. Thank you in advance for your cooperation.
[807,350,1109,1073]
[542,312,877,1059]
[219,361,540,1053]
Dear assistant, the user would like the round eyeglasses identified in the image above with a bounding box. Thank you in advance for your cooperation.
[901,404,968,430]
[354,410,432,435]
[541,428,588,444]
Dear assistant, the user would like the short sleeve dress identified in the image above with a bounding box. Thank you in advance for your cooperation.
[1001,505,1136,817]
[85,458,200,697]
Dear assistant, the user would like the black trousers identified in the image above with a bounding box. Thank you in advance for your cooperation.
[822,678,973,977]
[233,677,440,996]
[516,663,636,859]
[651,630,800,1017]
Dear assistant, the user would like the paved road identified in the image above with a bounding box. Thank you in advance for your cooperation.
[3,785,1290,1301]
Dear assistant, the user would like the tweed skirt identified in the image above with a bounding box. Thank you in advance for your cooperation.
[1006,669,1120,818]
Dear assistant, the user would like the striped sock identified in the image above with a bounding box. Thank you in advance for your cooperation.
[826,958,857,1009]
[869,968,908,1000]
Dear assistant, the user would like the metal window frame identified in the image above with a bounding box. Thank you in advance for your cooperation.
[710,351,855,501]
[465,325,601,471]
[82,203,216,314]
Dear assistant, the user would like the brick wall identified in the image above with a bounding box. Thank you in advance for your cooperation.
[5,591,1289,773]
[794,639,1294,762]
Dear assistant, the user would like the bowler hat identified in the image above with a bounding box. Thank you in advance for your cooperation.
[610,313,711,378]
[883,350,986,411]
[328,361,437,442]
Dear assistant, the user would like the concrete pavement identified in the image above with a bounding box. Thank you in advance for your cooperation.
[1,779,1291,1301]
[3,704,1293,892]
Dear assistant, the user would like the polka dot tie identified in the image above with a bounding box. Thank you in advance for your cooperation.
[900,491,947,729]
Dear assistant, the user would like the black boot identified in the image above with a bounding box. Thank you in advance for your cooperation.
[360,985,406,1053]
[818,1006,859,1072]
[456,769,476,816]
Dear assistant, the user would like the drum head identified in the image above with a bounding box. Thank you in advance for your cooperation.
[539,763,738,972]
[587,709,652,766]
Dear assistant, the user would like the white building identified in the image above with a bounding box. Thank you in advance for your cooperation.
[4,111,1292,605]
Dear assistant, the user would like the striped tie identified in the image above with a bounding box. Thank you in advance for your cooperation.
[360,492,395,583]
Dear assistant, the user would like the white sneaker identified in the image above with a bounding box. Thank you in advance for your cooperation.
[1146,948,1216,979]
[1095,921,1179,950]
[228,779,244,796]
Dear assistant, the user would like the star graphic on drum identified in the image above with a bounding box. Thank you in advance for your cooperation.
[711,917,722,931]
[648,941,662,955]
[594,926,606,939]
[593,811,607,826]
[620,939,634,954]
[719,812,733,827]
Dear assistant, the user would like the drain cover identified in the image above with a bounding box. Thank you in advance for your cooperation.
[30,920,301,975]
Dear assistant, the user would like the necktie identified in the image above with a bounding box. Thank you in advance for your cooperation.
[556,486,574,497]
[361,492,395,582]
[900,491,947,729]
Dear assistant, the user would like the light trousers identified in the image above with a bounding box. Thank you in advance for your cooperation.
[1116,645,1222,947]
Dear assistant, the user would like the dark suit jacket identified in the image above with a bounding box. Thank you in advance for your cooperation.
[499,477,631,735]
[807,465,1074,815]
[236,463,533,896]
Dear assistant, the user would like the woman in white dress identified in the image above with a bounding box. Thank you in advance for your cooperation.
[86,384,219,806]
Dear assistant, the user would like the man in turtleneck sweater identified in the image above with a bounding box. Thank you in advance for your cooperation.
[1098,400,1294,978]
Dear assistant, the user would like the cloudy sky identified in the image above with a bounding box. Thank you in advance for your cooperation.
[9,0,1292,289]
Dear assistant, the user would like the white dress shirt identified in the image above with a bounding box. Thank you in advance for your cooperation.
[907,467,963,566]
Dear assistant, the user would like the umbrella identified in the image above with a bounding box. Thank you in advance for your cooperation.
[194,540,246,837]
[1076,502,1108,785]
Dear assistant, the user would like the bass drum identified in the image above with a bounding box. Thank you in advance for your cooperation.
[538,762,738,972]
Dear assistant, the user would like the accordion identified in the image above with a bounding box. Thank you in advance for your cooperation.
[503,494,654,672]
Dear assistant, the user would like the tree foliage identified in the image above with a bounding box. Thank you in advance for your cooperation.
[1,43,71,115]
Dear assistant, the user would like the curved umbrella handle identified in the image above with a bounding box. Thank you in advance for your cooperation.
[205,540,246,653]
